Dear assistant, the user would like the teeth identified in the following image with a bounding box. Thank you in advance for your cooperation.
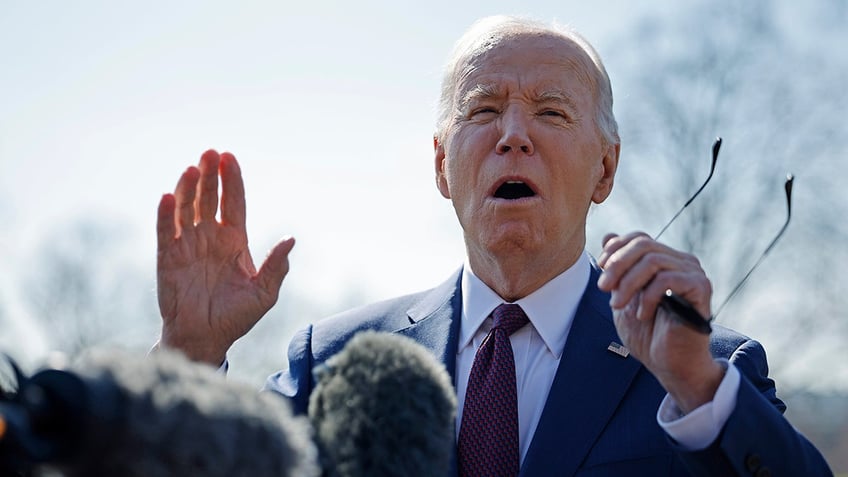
[506,180,524,184]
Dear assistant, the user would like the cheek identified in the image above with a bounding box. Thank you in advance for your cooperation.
[445,160,475,202]
[552,164,599,210]
[442,125,499,204]
[444,140,478,189]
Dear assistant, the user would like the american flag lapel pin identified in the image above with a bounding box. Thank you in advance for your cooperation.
[607,341,630,358]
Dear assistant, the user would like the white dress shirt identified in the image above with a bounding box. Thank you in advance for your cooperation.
[455,250,740,463]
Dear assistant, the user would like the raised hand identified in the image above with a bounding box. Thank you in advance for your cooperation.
[156,150,295,365]
[597,232,724,413]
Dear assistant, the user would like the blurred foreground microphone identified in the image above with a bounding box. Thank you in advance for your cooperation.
[308,331,457,477]
[0,349,318,477]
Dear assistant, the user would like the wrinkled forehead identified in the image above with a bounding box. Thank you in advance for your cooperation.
[454,32,599,103]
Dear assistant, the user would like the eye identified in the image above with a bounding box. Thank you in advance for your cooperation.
[471,107,499,117]
[539,109,569,120]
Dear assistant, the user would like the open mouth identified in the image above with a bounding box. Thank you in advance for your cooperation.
[494,181,537,200]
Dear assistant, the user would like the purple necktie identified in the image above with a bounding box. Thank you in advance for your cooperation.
[458,303,529,477]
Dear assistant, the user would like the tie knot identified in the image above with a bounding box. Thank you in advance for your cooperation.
[491,303,529,336]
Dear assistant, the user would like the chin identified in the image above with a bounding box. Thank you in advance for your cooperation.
[480,228,544,257]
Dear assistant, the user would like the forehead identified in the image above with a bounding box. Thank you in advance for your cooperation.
[456,34,597,103]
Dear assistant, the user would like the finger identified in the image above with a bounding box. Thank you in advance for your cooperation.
[597,231,650,269]
[255,236,296,297]
[219,152,247,227]
[598,232,653,289]
[609,251,690,309]
[157,193,177,252]
[602,233,619,248]
[638,270,712,321]
[599,232,695,291]
[597,233,620,268]
[196,150,221,223]
[174,166,201,231]
[612,292,651,345]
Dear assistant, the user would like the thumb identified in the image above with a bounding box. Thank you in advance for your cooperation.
[255,236,296,295]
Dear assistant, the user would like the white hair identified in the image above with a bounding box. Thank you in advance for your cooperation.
[436,15,619,146]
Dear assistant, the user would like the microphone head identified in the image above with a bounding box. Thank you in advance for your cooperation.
[65,348,319,477]
[308,331,456,477]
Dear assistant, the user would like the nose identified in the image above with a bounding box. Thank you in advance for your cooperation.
[496,107,534,155]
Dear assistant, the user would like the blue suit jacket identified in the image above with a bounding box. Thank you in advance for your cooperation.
[266,264,831,476]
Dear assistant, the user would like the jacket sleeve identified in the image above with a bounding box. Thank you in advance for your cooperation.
[674,339,833,476]
[262,325,314,415]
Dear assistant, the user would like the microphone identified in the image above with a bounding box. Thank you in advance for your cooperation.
[308,331,457,477]
[0,348,319,477]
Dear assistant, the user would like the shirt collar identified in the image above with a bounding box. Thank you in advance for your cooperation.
[459,250,591,359]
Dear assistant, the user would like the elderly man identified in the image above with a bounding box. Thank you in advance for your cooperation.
[156,16,831,476]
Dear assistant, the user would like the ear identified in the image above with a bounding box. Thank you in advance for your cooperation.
[434,135,451,199]
[591,142,620,204]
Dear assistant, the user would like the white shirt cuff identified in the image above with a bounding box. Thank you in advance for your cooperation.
[656,359,740,450]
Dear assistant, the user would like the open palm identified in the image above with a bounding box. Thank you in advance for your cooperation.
[156,150,294,365]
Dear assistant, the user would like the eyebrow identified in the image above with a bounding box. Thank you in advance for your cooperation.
[458,85,579,111]
[534,90,579,110]
[458,84,501,111]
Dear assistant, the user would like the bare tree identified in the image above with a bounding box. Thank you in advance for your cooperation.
[602,0,848,387]
[23,219,159,356]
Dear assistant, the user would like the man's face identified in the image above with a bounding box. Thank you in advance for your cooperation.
[435,34,619,267]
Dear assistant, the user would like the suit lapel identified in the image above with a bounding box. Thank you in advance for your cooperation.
[520,266,642,477]
[396,268,463,386]
[394,269,463,477]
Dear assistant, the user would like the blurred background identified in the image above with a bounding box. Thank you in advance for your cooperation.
[2,0,846,470]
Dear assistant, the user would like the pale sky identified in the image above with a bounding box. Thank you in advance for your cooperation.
[1,0,651,283]
[0,0,653,353]
[2,1,845,389]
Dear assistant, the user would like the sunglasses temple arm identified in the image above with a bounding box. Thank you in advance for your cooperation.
[655,138,722,241]
[712,174,794,319]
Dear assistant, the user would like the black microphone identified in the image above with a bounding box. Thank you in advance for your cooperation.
[0,348,319,477]
[308,331,457,477]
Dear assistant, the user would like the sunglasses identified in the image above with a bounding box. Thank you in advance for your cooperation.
[655,138,794,334]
